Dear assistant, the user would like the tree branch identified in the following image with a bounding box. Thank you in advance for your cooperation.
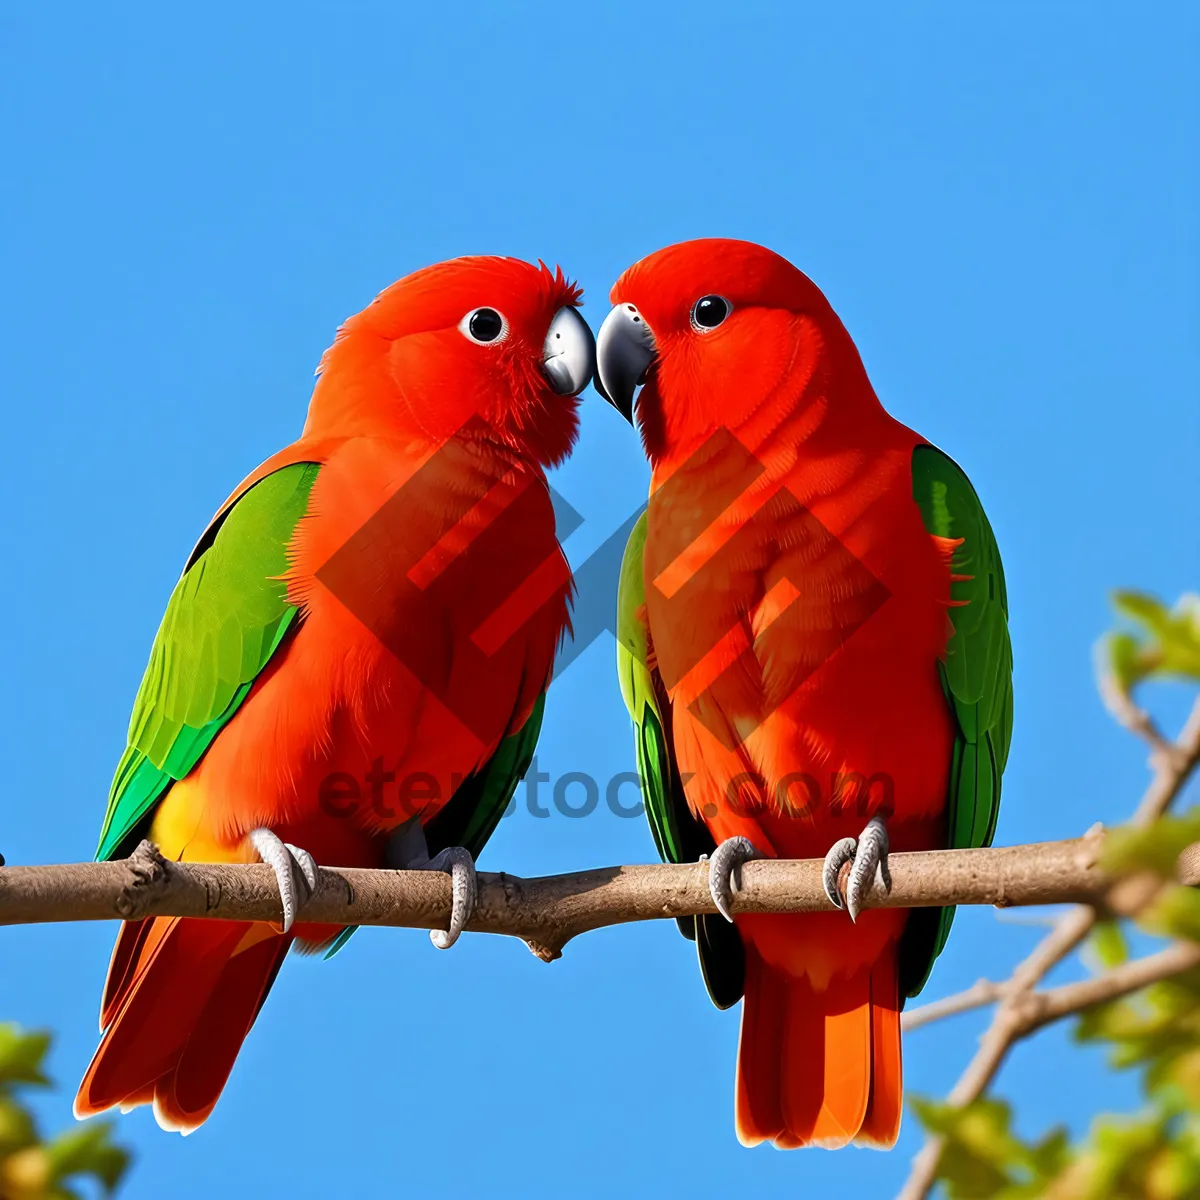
[941,941,1200,1113]
[906,938,1199,1056]
[899,694,1200,1200]
[1099,671,1180,766]
[3,690,1196,1200]
[2,829,1199,964]
[1016,941,1200,1036]
[902,978,1008,1033]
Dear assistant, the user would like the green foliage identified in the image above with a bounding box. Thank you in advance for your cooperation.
[913,919,1200,1199]
[914,803,1200,1197]
[1102,591,1200,695]
[0,1024,130,1200]
[1101,807,1200,943]
[1074,967,1200,1109]
[1040,1109,1200,1200]
[913,591,1200,1198]
[1102,811,1200,882]
[909,1095,1071,1198]
[1087,921,1130,971]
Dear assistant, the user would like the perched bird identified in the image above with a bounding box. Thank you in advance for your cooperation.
[599,239,1012,1149]
[75,256,595,1132]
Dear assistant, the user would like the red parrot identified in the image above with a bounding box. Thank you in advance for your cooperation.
[75,256,595,1132]
[598,239,1012,1149]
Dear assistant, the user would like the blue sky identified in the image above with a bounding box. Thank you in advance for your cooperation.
[2,3,1197,1197]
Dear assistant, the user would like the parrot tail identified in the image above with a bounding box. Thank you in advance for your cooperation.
[75,915,290,1132]
[735,947,902,1150]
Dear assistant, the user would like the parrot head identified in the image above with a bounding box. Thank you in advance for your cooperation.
[595,238,878,462]
[307,256,594,467]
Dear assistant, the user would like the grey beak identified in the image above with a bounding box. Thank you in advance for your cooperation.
[542,306,596,396]
[595,304,657,423]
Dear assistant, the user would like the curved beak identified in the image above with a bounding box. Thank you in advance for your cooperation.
[542,306,596,396]
[594,304,656,423]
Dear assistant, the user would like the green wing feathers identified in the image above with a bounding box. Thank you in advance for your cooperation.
[904,443,1014,997]
[619,456,1011,1004]
[617,514,743,1009]
[96,463,321,862]
[617,513,702,867]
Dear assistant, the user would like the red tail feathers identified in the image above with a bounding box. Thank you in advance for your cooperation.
[735,948,902,1149]
[75,916,290,1133]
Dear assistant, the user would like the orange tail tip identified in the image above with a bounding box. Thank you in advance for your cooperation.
[735,949,902,1150]
[76,916,290,1133]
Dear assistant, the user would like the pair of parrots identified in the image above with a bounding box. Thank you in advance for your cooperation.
[74,240,1012,1150]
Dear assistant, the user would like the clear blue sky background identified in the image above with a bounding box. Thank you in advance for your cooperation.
[2,4,1198,1197]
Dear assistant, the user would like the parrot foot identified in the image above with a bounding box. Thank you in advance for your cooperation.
[249,828,318,934]
[822,817,891,922]
[704,836,759,923]
[382,820,476,949]
[419,847,477,950]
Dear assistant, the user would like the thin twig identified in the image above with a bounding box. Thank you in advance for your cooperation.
[902,979,1008,1033]
[1017,941,1200,1036]
[1099,672,1179,765]
[906,939,1200,1043]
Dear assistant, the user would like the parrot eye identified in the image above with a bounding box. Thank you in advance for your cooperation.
[691,295,731,331]
[460,307,509,345]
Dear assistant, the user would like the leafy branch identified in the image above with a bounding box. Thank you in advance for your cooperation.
[0,1024,129,1200]
[901,590,1200,1200]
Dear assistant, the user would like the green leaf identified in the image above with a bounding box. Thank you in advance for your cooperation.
[1024,1125,1073,1181]
[44,1122,131,1195]
[0,1024,52,1089]
[0,1095,38,1154]
[1113,590,1175,634]
[1144,888,1200,944]
[1104,630,1150,693]
[1146,1144,1200,1200]
[1105,591,1200,691]
[0,1026,132,1196]
[1090,921,1131,970]
[1102,810,1200,881]
[910,1095,1057,1198]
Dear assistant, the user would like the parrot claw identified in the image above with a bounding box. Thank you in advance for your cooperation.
[249,828,318,933]
[706,836,759,923]
[383,820,477,949]
[420,846,477,950]
[285,843,319,893]
[822,837,858,910]
[823,817,891,922]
